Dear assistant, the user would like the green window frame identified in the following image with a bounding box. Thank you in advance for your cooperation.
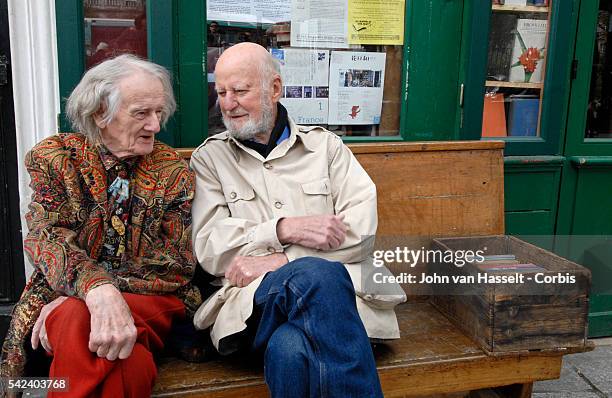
[565,0,612,156]
[461,0,578,156]
[56,0,477,147]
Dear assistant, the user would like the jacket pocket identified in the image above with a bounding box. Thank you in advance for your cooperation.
[224,185,255,216]
[300,177,333,214]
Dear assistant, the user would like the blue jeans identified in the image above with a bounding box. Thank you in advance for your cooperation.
[251,257,383,398]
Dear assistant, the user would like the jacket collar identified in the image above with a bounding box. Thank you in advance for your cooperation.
[202,116,317,162]
[70,134,159,210]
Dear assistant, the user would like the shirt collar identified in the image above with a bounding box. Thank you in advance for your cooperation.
[96,142,139,171]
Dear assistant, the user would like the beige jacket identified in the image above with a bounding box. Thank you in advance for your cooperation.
[191,119,406,350]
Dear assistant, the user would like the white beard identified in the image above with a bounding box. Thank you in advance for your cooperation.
[223,99,275,141]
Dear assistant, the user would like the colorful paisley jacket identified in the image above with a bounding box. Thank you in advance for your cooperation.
[0,133,201,378]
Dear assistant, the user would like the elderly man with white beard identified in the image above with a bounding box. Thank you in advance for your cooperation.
[190,42,406,397]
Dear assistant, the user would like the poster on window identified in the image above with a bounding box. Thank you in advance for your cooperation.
[348,0,405,45]
[272,48,330,124]
[291,0,349,48]
[328,51,386,125]
[207,0,291,24]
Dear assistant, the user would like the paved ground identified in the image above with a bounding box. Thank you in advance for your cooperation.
[533,338,612,398]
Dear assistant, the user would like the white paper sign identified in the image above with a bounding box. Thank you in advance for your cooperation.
[291,0,349,48]
[328,51,386,125]
[281,96,329,125]
[207,0,291,24]
[271,48,329,86]
[272,48,330,124]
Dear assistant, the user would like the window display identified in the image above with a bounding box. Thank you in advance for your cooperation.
[584,1,612,139]
[482,1,551,138]
[206,0,405,137]
[83,0,148,69]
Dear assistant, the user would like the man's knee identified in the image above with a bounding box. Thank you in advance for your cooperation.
[287,257,353,292]
[265,324,308,367]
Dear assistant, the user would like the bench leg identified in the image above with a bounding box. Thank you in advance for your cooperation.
[503,382,533,398]
[470,383,533,398]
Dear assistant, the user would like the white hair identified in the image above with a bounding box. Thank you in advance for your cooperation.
[66,54,176,141]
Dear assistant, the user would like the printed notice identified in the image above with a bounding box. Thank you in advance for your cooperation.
[328,51,386,125]
[291,0,349,48]
[272,49,330,124]
[207,0,291,24]
[348,0,405,45]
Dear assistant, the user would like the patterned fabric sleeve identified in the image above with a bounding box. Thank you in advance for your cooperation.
[23,146,117,299]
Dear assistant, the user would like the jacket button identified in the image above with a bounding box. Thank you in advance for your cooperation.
[264,163,272,169]
[274,201,282,209]
[230,192,237,199]
[267,247,276,253]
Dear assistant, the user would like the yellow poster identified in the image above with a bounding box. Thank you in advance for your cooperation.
[348,0,405,45]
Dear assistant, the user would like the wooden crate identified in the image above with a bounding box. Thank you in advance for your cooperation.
[429,235,591,355]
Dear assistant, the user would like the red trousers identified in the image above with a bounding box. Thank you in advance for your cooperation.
[45,293,184,398]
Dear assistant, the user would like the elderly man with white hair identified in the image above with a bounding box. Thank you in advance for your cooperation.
[191,42,406,397]
[0,55,201,396]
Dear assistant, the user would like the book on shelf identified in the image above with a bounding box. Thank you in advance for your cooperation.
[482,93,507,137]
[509,19,548,83]
[487,14,518,81]
[503,0,527,5]
[508,95,539,136]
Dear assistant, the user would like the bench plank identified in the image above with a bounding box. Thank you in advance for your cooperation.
[153,302,564,397]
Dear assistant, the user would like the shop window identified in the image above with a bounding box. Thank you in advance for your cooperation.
[584,0,612,140]
[482,0,551,139]
[206,0,406,138]
[83,0,148,69]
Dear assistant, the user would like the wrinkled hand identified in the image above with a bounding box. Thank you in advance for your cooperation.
[277,214,348,251]
[31,296,68,353]
[85,284,137,361]
[225,253,288,288]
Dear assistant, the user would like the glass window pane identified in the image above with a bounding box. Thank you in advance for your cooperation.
[83,0,148,70]
[585,1,612,139]
[206,2,404,138]
[482,1,551,139]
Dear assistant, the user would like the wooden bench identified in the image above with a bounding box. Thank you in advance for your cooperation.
[154,141,591,397]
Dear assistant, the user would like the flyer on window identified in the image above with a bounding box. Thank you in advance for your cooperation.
[291,0,349,48]
[328,51,386,125]
[272,48,330,124]
[207,0,291,24]
[348,0,405,45]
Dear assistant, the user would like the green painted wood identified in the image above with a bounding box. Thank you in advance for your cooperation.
[504,155,564,165]
[147,0,177,146]
[569,156,612,167]
[176,0,206,147]
[504,158,562,238]
[458,0,491,140]
[556,158,612,337]
[506,211,556,235]
[505,172,559,212]
[55,0,84,132]
[565,0,612,156]
[402,0,464,141]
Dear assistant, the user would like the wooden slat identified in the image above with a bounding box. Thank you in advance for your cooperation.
[176,140,505,159]
[153,302,565,397]
[356,148,505,237]
[485,80,543,89]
